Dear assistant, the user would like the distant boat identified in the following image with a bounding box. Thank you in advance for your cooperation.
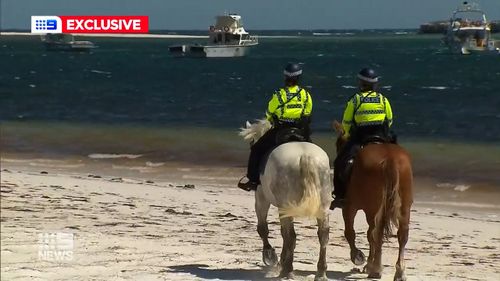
[443,1,500,54]
[169,14,258,58]
[41,34,96,52]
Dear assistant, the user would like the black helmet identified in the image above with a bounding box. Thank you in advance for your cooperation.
[357,68,379,83]
[284,63,302,77]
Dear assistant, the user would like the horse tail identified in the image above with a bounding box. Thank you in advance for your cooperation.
[279,155,323,219]
[374,157,402,242]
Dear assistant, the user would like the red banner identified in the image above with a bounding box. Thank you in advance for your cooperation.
[60,16,149,33]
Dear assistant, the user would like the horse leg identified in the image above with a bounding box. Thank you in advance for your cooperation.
[255,189,277,266]
[279,216,296,279]
[363,212,380,278]
[343,207,365,265]
[394,205,410,281]
[365,211,383,279]
[315,213,329,281]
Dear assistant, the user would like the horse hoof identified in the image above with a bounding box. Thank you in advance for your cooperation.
[278,271,294,280]
[368,272,382,279]
[351,249,366,266]
[314,274,328,281]
[393,274,407,281]
[263,248,278,266]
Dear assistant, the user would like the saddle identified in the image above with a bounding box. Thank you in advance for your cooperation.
[341,134,394,183]
[275,127,308,145]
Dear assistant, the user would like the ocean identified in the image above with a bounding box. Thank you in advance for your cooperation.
[1,31,499,190]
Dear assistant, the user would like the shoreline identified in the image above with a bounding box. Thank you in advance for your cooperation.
[1,166,499,280]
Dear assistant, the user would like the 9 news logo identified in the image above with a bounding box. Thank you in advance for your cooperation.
[31,15,148,34]
[31,16,62,33]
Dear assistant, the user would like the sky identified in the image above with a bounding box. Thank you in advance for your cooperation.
[1,0,500,30]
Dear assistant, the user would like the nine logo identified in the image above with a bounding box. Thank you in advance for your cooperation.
[31,16,148,34]
[31,16,62,33]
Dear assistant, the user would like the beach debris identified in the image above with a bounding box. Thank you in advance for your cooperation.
[110,177,123,182]
[145,180,154,184]
[40,171,48,174]
[88,174,102,178]
[165,208,192,215]
[454,185,470,192]
[2,169,11,173]
[176,184,195,189]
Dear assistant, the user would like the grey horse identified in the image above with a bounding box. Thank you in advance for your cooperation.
[240,119,333,281]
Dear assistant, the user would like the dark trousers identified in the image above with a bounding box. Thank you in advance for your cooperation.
[333,125,388,199]
[247,128,279,183]
[333,138,360,198]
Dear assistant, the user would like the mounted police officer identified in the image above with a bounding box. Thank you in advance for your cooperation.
[331,68,394,209]
[238,63,313,191]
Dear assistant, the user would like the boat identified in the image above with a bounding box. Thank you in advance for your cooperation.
[41,33,96,52]
[169,14,258,58]
[443,1,500,54]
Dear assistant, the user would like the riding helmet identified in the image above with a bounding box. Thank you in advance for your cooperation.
[357,68,379,83]
[284,63,303,77]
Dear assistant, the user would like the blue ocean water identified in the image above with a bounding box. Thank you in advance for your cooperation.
[1,32,499,140]
[1,31,499,185]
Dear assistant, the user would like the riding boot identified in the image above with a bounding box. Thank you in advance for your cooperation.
[238,128,277,192]
[331,158,347,210]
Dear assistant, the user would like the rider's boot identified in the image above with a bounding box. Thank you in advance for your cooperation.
[238,176,259,191]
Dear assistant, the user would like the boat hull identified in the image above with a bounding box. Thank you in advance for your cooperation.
[169,43,256,58]
[45,42,96,52]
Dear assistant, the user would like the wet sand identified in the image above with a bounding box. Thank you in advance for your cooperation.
[1,159,499,281]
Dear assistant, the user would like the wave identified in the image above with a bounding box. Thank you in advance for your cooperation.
[416,201,500,210]
[421,86,449,90]
[88,153,143,159]
[90,69,112,75]
[436,183,471,192]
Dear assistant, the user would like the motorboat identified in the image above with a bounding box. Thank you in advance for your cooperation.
[41,34,96,52]
[169,14,258,58]
[443,1,500,54]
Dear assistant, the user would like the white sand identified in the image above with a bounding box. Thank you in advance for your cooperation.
[1,167,499,281]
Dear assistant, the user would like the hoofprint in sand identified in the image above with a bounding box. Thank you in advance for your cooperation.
[1,169,499,281]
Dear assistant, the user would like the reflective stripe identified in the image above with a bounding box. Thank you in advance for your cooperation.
[276,91,285,105]
[357,120,385,126]
[286,104,303,109]
[284,69,302,77]
[279,118,300,123]
[301,90,309,117]
[357,73,379,83]
[355,109,385,115]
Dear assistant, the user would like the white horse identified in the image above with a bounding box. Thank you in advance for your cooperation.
[240,119,333,281]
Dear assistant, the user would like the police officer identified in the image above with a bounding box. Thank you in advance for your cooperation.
[238,63,313,191]
[331,68,393,208]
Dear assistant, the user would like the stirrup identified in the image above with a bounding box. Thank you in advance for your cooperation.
[238,176,258,191]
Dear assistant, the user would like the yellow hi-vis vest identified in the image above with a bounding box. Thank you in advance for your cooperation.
[266,85,313,123]
[342,91,393,137]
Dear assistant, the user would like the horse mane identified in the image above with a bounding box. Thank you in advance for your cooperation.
[239,118,272,143]
[332,120,347,152]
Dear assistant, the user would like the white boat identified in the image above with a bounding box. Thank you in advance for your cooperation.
[41,34,96,52]
[443,1,500,55]
[169,14,258,58]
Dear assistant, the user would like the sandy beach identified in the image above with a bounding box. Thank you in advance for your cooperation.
[1,160,499,281]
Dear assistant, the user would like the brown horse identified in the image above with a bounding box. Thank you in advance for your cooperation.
[333,121,413,281]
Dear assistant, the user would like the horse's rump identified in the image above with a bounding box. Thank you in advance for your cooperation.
[263,142,332,219]
[352,144,412,241]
